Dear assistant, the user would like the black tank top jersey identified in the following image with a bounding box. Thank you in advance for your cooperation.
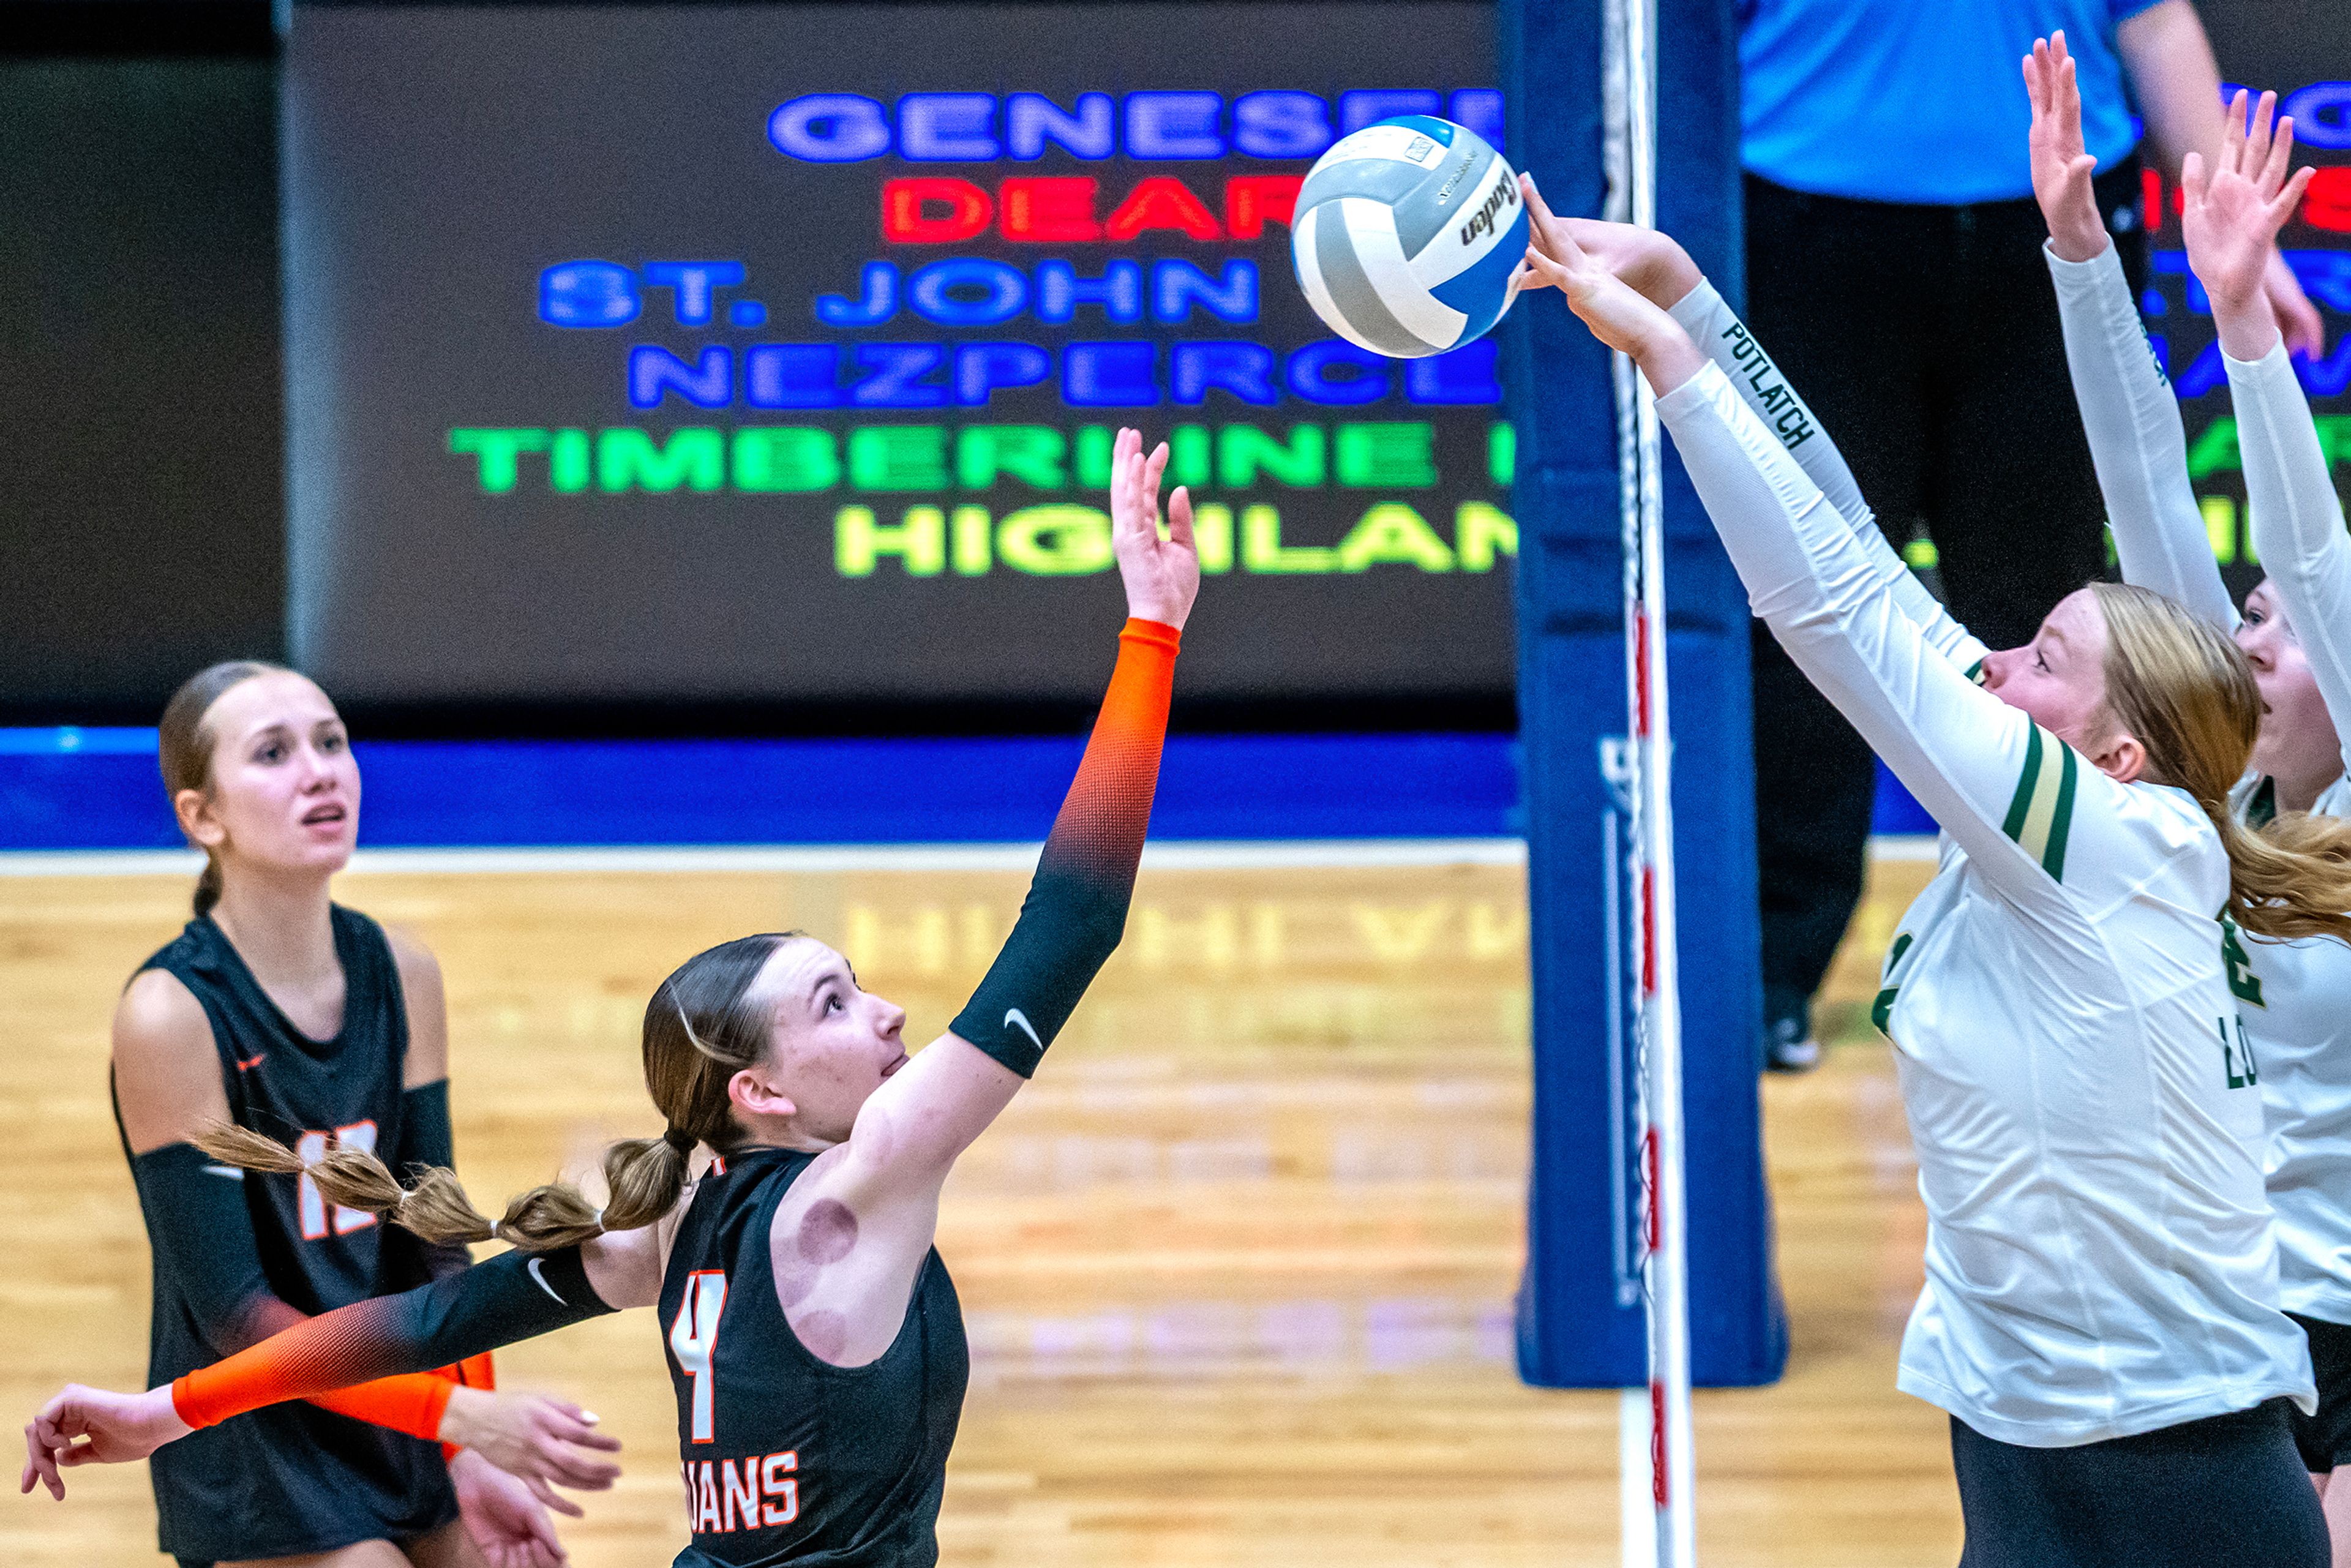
[661,1147,970,1568]
[119,907,456,1563]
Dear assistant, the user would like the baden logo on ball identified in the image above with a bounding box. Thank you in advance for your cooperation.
[1290,116,1528,360]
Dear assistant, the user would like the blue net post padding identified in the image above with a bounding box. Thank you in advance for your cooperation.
[1502,0,1788,1389]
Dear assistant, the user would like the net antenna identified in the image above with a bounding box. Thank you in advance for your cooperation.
[1600,0,1695,1559]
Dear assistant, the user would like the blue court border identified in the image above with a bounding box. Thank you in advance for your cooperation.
[0,729,1930,850]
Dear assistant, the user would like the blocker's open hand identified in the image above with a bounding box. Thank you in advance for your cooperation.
[2183,89,2317,360]
[1521,221,1665,355]
[1108,427,1199,631]
[1522,220,1706,394]
[2023,32,2109,264]
[1510,173,1700,309]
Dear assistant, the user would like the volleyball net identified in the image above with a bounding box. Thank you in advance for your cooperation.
[1502,0,1785,1562]
[1602,0,1693,1557]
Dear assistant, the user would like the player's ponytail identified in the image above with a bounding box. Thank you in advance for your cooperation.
[193,1121,522,1245]
[2222,811,2351,942]
[2093,583,2351,943]
[195,931,803,1251]
[159,661,291,918]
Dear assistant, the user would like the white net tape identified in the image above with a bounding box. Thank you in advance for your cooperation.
[1600,0,1695,1561]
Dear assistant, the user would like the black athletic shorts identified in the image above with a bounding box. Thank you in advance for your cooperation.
[1950,1398,2326,1567]
[2290,1312,2351,1472]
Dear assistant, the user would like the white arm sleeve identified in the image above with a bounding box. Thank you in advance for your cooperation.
[2044,240,2238,631]
[2232,343,2351,781]
[1658,362,2109,905]
[1667,279,1989,674]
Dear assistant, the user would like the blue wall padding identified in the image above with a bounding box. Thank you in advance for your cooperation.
[1502,0,1788,1387]
[1,727,1930,852]
[0,729,1521,849]
[1875,762,1936,835]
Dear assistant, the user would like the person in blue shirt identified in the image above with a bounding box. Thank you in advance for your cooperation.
[1738,0,2328,1071]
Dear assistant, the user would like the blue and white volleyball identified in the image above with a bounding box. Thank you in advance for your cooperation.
[1291,116,1526,359]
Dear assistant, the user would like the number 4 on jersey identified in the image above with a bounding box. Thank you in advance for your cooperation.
[672,1270,729,1443]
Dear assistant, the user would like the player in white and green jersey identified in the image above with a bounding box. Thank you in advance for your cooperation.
[2030,42,2351,1533]
[1515,146,2351,1558]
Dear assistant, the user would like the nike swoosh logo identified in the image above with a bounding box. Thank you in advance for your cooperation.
[201,1165,245,1180]
[1003,1008,1043,1051]
[235,1054,266,1072]
[527,1257,568,1306]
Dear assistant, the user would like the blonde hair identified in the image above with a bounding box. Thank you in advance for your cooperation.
[158,661,293,917]
[199,932,800,1250]
[2091,582,2351,942]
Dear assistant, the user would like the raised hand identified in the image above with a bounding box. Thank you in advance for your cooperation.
[1515,173,1701,309]
[1520,223,1703,393]
[20,1382,190,1499]
[439,1386,621,1512]
[2265,251,2327,360]
[1106,427,1199,631]
[2183,89,2317,361]
[2023,32,2109,263]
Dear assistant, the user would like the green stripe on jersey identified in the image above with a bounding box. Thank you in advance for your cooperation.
[1965,658,1987,686]
[2000,726,2043,839]
[2042,743,2078,881]
[1869,932,1914,1037]
[2000,724,2078,881]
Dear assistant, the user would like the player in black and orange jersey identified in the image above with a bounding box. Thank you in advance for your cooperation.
[24,426,1201,1568]
[103,662,620,1568]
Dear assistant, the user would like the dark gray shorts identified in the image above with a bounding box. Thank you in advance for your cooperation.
[1951,1398,2325,1568]
[2289,1312,2351,1472]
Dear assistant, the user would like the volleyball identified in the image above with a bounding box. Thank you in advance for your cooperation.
[1291,116,1527,359]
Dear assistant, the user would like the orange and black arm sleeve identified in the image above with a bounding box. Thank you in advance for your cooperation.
[389,1078,497,1412]
[130,1140,468,1441]
[306,1371,457,1441]
[173,1244,613,1430]
[950,617,1179,1076]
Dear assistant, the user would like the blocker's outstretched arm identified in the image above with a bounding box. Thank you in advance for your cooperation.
[1524,223,2126,909]
[2027,31,2237,630]
[1518,176,1987,675]
[2189,93,2351,779]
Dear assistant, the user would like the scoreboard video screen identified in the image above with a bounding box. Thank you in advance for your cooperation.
[284,1,1507,707]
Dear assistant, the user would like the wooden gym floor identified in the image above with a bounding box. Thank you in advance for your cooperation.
[0,849,1949,1567]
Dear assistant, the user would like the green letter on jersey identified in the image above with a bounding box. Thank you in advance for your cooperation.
[2221,1016,2261,1090]
[2218,910,2266,1007]
[1870,932,1915,1037]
